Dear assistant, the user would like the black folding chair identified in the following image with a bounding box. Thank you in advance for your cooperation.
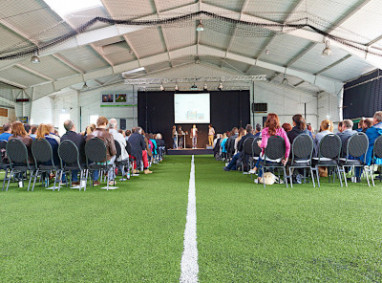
[286,134,315,188]
[85,137,115,190]
[338,132,370,187]
[371,135,382,186]
[0,140,10,190]
[311,134,343,188]
[31,138,62,191]
[258,136,288,188]
[5,139,35,191]
[114,140,130,181]
[58,140,87,191]
[241,137,254,172]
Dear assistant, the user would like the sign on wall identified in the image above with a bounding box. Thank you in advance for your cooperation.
[101,92,137,107]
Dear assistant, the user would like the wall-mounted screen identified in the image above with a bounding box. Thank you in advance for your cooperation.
[174,93,210,124]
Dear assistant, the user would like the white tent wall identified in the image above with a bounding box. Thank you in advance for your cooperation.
[30,96,54,125]
[47,84,138,133]
[0,88,16,124]
[251,82,320,131]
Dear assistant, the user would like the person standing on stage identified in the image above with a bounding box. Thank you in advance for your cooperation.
[191,124,198,149]
[172,125,178,149]
[178,126,185,148]
[208,124,215,146]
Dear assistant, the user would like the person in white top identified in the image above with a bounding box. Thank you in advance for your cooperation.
[109,118,129,161]
[208,124,215,146]
[191,124,198,149]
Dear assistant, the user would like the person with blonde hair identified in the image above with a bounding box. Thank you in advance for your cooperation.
[36,123,60,166]
[234,128,246,154]
[314,119,333,155]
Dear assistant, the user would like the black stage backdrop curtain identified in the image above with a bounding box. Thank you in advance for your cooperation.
[138,90,250,147]
[343,70,382,119]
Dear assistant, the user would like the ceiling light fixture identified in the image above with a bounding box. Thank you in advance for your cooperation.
[282,77,289,85]
[160,84,164,91]
[30,50,40,64]
[191,83,198,90]
[196,20,204,32]
[218,82,223,91]
[203,83,208,91]
[82,81,89,90]
[322,40,332,56]
[175,84,179,91]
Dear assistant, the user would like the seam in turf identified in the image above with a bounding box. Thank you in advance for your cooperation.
[180,155,199,283]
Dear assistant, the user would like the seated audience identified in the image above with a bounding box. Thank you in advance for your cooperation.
[86,116,117,185]
[282,123,292,133]
[365,111,382,165]
[356,118,365,132]
[254,123,262,138]
[220,133,228,157]
[61,120,99,186]
[9,121,33,162]
[48,124,60,143]
[128,127,152,174]
[30,125,37,139]
[109,118,129,162]
[337,119,356,157]
[307,123,315,138]
[363,118,373,132]
[287,114,311,144]
[36,124,60,166]
[337,121,344,133]
[224,124,255,171]
[24,124,31,135]
[234,128,246,154]
[125,130,132,141]
[314,119,333,154]
[250,113,290,176]
[0,123,12,140]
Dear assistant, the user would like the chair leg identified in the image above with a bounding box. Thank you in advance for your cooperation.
[341,166,348,187]
[58,170,63,191]
[310,168,316,188]
[315,167,320,188]
[32,169,39,192]
[262,167,266,188]
[27,170,33,191]
[364,166,371,187]
[370,166,375,187]
[84,169,89,191]
[289,167,293,188]
[2,168,8,191]
[283,167,288,188]
[6,169,12,191]
[336,166,343,187]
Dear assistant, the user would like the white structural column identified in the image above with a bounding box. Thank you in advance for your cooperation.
[180,155,199,283]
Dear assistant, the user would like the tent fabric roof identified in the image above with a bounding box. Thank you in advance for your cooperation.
[0,0,380,95]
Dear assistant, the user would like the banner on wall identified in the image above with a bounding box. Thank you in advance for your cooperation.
[101,92,137,107]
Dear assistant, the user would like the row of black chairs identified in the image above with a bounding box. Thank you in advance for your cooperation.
[238,132,381,188]
[0,137,129,192]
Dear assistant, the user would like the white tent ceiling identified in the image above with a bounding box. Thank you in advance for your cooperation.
[0,0,381,97]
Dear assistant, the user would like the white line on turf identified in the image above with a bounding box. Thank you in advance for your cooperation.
[180,155,199,283]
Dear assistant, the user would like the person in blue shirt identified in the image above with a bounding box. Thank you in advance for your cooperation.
[220,133,228,158]
[365,111,382,166]
[0,123,12,140]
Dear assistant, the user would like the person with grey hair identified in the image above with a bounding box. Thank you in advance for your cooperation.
[337,119,356,157]
[109,118,129,162]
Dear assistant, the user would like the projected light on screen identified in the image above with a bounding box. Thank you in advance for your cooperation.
[174,93,210,124]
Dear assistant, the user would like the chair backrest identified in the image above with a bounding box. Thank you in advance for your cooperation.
[114,140,122,158]
[6,139,29,165]
[227,137,235,155]
[373,135,382,159]
[252,137,262,157]
[58,140,81,168]
[345,132,368,159]
[318,134,341,159]
[85,137,107,163]
[243,137,254,155]
[264,136,285,160]
[0,140,8,164]
[291,134,313,163]
[32,138,55,166]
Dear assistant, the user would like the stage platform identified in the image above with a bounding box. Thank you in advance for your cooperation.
[167,148,213,155]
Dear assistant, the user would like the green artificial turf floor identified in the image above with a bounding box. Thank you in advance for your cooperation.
[1,155,382,282]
